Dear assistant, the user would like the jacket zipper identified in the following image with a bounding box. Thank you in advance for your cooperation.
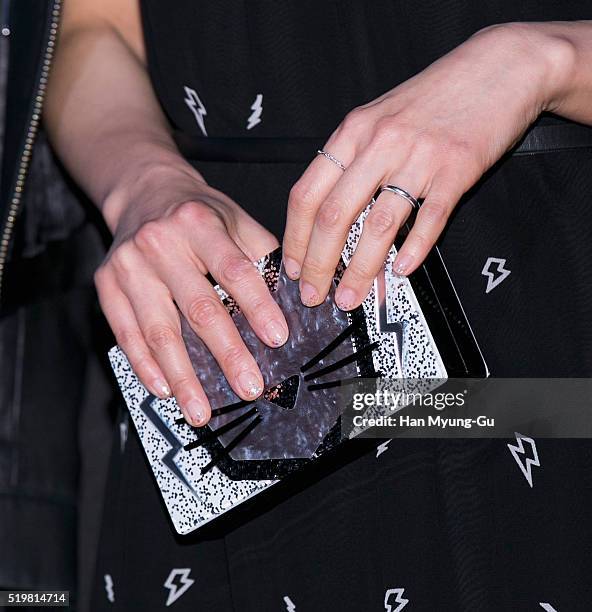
[1,0,10,37]
[0,0,61,301]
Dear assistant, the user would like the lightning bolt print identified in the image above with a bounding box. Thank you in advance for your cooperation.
[481,257,511,293]
[384,588,409,612]
[376,440,392,458]
[539,604,558,611]
[183,86,208,136]
[103,574,115,603]
[283,595,296,611]
[164,568,195,607]
[247,93,263,130]
[507,432,540,487]
[140,395,200,499]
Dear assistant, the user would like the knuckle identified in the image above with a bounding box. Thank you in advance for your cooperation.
[409,230,431,252]
[145,324,180,351]
[371,117,400,148]
[365,207,397,237]
[288,181,317,217]
[186,295,221,329]
[347,258,375,282]
[169,375,196,395]
[316,199,344,234]
[302,256,328,279]
[283,229,308,255]
[217,254,253,286]
[420,200,449,226]
[110,242,137,277]
[134,220,168,253]
[221,345,247,372]
[93,265,109,289]
[130,354,155,376]
[342,106,367,133]
[172,200,216,227]
[116,328,144,349]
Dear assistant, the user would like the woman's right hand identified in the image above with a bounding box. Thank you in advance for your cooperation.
[95,165,288,427]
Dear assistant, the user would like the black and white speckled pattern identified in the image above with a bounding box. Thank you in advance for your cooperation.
[109,204,446,534]
[109,348,276,534]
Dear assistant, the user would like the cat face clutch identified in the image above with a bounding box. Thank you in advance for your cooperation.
[109,208,488,534]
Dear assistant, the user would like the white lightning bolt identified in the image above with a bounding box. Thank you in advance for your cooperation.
[183,86,208,136]
[539,603,558,611]
[376,440,392,458]
[481,257,511,294]
[384,588,409,612]
[104,574,115,603]
[507,432,540,487]
[247,93,263,130]
[283,595,296,611]
[119,418,128,454]
[164,568,195,607]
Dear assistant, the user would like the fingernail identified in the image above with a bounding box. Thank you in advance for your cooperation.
[393,254,414,276]
[237,371,263,398]
[283,258,301,280]
[185,399,206,426]
[153,379,171,399]
[336,287,358,311]
[300,281,320,307]
[265,319,288,346]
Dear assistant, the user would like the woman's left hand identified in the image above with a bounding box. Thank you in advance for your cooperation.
[282,23,573,310]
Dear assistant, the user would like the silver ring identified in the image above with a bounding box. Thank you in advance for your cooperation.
[317,149,346,172]
[379,184,419,210]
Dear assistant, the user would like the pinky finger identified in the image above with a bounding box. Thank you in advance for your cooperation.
[392,178,464,276]
[96,270,171,399]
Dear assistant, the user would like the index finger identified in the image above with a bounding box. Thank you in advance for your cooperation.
[283,140,352,280]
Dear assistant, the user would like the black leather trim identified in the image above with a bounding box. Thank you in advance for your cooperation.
[174,122,592,164]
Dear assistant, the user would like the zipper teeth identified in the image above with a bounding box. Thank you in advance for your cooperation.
[0,0,61,301]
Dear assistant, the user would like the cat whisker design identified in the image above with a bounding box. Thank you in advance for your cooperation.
[303,342,379,382]
[301,319,361,372]
[307,372,382,392]
[201,415,262,473]
[183,406,258,451]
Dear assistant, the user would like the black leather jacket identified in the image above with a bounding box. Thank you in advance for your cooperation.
[0,0,109,596]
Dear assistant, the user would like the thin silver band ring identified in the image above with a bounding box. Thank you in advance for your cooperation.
[379,184,419,210]
[317,149,346,172]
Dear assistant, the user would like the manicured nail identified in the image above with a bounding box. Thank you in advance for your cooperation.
[185,399,206,426]
[153,379,171,398]
[393,254,414,276]
[336,287,358,311]
[265,319,288,346]
[237,371,263,398]
[283,258,301,280]
[300,281,320,306]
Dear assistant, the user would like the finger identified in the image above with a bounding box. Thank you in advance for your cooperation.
[157,255,266,403]
[95,267,171,399]
[335,176,422,310]
[117,261,211,427]
[299,148,391,306]
[283,136,355,280]
[392,171,464,275]
[230,207,280,262]
[196,228,289,348]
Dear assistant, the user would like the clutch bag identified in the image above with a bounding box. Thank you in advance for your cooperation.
[109,205,488,534]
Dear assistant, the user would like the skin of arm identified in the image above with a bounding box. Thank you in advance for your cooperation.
[45,4,592,426]
[283,21,592,311]
[45,0,289,427]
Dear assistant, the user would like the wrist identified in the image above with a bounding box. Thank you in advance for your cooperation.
[478,23,577,115]
[101,145,206,233]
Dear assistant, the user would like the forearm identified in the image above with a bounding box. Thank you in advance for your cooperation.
[512,21,592,124]
[44,23,203,232]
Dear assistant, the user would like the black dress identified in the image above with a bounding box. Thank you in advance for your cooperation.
[93,2,592,610]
